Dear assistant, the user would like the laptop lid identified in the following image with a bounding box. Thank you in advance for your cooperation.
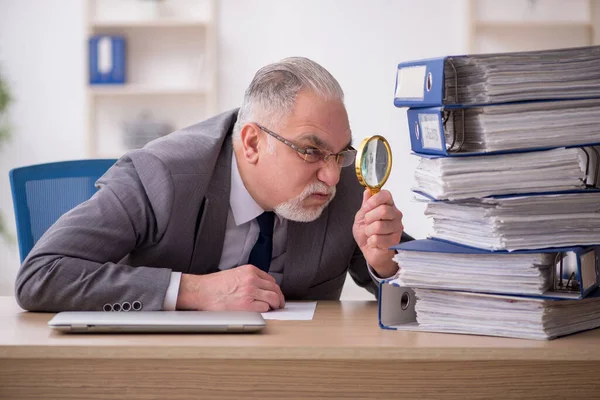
[48,311,266,333]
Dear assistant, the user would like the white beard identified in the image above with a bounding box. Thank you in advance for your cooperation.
[274,182,336,222]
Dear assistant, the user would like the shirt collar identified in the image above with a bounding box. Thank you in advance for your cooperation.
[230,152,265,226]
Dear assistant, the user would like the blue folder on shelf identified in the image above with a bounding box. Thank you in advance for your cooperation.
[89,35,126,85]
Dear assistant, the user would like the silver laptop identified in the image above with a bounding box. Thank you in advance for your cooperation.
[48,311,266,333]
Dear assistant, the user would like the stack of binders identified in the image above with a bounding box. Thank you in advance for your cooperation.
[380,45,600,340]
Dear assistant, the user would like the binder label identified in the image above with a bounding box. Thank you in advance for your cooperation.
[395,66,426,99]
[98,36,113,74]
[418,113,443,150]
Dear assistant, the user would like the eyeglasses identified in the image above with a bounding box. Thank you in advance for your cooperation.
[254,123,357,168]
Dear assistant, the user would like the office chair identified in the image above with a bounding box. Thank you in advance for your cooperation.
[9,159,117,263]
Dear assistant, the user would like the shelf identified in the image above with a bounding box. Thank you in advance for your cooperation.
[86,0,218,158]
[91,19,208,28]
[89,85,208,96]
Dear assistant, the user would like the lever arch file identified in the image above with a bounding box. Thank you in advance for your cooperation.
[412,146,600,201]
[391,239,600,299]
[394,45,600,108]
[378,283,600,340]
[423,192,600,251]
[407,99,600,156]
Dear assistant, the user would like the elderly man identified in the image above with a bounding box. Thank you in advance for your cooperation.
[15,57,410,312]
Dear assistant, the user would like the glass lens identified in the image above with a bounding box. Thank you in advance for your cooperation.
[303,150,322,163]
[361,139,389,186]
[302,148,357,167]
[340,150,356,167]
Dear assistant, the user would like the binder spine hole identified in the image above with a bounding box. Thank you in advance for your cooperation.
[400,292,411,311]
[426,72,433,92]
[414,122,420,141]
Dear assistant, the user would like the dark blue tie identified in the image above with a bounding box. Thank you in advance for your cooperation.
[248,212,275,272]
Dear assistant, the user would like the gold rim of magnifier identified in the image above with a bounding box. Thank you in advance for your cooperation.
[355,135,392,194]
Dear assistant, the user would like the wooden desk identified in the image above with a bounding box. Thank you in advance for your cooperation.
[1,296,600,399]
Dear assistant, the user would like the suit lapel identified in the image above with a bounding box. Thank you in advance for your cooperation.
[281,207,329,299]
[188,137,232,275]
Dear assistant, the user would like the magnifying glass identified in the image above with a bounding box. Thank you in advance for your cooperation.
[355,135,392,195]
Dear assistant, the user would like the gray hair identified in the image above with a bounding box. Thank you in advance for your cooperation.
[232,57,344,145]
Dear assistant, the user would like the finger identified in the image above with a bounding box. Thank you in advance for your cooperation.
[362,188,372,205]
[242,266,285,308]
[354,189,373,222]
[255,277,286,308]
[367,232,404,250]
[365,205,403,224]
[364,219,404,236]
[248,300,270,313]
[364,190,395,211]
[242,264,277,283]
[255,268,277,283]
[253,288,283,310]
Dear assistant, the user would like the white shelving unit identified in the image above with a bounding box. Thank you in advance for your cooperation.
[468,0,600,53]
[85,0,217,158]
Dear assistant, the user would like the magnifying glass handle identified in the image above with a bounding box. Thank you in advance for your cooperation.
[369,188,380,195]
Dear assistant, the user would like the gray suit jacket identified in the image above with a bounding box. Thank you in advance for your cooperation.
[15,110,398,312]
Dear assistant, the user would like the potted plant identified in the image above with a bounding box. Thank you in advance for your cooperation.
[0,69,11,242]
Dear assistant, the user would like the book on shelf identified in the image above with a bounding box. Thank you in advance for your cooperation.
[89,35,126,85]
[413,146,600,200]
[394,45,600,108]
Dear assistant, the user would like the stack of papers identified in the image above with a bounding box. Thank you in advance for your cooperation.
[393,251,554,295]
[413,288,600,340]
[413,147,595,200]
[443,45,600,105]
[424,192,600,250]
[443,99,600,153]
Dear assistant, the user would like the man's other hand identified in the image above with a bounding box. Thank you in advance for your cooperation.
[175,265,285,312]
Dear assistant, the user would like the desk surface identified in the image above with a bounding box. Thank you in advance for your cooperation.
[2,296,600,361]
[3,296,600,399]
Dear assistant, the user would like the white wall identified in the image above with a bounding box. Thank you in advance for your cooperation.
[0,0,470,298]
[0,0,87,294]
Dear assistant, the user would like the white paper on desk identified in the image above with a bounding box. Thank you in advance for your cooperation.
[261,301,317,320]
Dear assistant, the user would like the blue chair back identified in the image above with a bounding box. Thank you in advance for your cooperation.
[9,159,117,262]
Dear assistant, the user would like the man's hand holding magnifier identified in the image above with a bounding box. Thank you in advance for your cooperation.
[352,136,404,279]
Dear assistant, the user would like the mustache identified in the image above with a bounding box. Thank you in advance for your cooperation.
[303,182,335,196]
